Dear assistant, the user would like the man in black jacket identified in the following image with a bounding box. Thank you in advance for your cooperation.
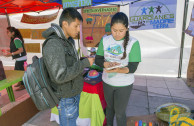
[42,8,94,126]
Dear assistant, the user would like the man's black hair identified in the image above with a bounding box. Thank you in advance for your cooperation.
[59,7,83,27]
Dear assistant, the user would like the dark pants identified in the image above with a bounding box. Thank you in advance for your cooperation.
[103,82,133,126]
[14,60,26,85]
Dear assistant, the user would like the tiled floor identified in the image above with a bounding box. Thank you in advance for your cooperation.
[2,75,194,126]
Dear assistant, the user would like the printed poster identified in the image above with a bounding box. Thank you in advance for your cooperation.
[82,6,119,47]
[129,0,177,31]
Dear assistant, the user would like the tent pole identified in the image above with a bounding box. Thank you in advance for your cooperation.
[5,8,11,26]
[178,0,189,78]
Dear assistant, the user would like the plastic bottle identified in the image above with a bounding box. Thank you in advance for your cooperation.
[143,122,147,126]
[135,121,138,126]
[149,122,153,126]
[24,61,28,71]
[139,120,142,126]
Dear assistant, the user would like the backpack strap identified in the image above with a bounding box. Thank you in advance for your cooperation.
[42,35,61,51]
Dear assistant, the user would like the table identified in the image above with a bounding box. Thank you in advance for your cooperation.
[50,81,107,126]
[127,114,168,126]
[0,70,24,102]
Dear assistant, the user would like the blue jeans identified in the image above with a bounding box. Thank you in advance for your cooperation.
[58,94,80,126]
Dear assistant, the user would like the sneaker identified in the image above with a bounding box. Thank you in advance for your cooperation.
[15,85,25,91]
[14,82,22,87]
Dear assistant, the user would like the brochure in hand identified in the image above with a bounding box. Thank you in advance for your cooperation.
[106,64,125,70]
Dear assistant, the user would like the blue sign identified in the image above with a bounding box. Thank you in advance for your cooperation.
[129,0,177,31]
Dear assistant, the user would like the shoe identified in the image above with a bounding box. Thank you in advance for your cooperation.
[16,85,25,91]
[14,82,22,87]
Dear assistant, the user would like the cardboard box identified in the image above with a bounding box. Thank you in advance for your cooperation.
[0,97,39,126]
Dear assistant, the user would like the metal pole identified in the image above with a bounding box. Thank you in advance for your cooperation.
[5,8,11,26]
[178,0,189,78]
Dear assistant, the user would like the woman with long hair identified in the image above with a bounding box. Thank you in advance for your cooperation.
[95,12,141,126]
[4,26,27,91]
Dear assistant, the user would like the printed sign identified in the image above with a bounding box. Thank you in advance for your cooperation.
[129,0,177,31]
[21,11,58,24]
[185,5,194,37]
[82,6,119,47]
[62,0,92,8]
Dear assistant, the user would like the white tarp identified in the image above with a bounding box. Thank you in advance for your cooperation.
[0,0,193,78]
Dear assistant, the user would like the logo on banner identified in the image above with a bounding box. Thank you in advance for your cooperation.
[129,0,177,30]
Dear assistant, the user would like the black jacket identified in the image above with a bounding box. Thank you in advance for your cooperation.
[10,38,26,59]
[42,23,90,98]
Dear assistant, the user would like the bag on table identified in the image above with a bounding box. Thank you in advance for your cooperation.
[0,60,6,81]
[23,36,59,111]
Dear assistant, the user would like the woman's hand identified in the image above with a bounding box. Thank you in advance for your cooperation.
[105,68,120,73]
[104,62,120,68]
[4,52,12,57]
[105,67,129,73]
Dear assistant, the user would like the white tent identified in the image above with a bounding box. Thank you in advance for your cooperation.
[0,0,193,78]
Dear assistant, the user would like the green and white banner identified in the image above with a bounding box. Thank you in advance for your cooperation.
[62,0,92,8]
[129,0,177,31]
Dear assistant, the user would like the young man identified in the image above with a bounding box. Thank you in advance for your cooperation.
[42,8,94,126]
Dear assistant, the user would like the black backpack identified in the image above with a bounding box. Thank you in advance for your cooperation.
[23,36,59,111]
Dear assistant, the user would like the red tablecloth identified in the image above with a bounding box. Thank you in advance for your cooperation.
[83,81,107,110]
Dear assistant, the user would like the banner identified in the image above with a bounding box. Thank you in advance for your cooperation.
[21,11,58,24]
[186,5,194,87]
[129,0,177,31]
[62,0,92,8]
[82,6,119,47]
[185,5,194,37]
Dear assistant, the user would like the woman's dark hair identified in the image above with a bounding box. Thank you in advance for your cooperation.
[59,7,83,27]
[7,26,24,44]
[111,12,129,59]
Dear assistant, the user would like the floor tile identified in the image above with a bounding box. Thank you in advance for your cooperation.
[166,81,191,90]
[126,105,149,117]
[164,77,184,82]
[147,87,171,96]
[148,96,173,109]
[146,76,164,81]
[133,85,147,93]
[147,80,167,88]
[134,75,147,80]
[131,90,147,97]
[169,88,194,100]
[133,79,147,86]
[128,94,148,108]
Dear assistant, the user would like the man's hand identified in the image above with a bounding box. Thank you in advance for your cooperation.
[87,57,95,66]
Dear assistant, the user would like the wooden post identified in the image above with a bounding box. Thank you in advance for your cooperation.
[187,37,194,87]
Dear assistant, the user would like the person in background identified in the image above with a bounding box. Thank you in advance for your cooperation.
[3,27,27,91]
[42,7,94,126]
[95,12,141,126]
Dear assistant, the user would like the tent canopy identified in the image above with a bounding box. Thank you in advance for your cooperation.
[0,0,62,15]
[0,0,137,15]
